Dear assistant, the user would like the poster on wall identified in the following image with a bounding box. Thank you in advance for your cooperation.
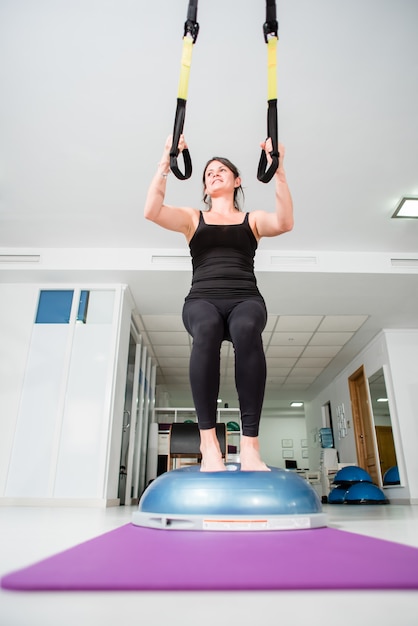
[282,449,294,459]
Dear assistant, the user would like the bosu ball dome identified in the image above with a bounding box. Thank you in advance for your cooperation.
[344,482,388,504]
[383,465,400,486]
[327,486,349,504]
[132,464,327,531]
[333,465,373,487]
[329,465,388,505]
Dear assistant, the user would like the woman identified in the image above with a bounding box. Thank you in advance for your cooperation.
[145,135,294,471]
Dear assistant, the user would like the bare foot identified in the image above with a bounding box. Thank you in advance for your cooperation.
[240,436,270,471]
[200,428,227,472]
[200,454,227,472]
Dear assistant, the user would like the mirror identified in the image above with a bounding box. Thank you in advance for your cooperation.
[368,368,400,486]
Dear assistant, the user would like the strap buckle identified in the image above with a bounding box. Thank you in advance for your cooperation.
[263,20,278,43]
[184,19,199,43]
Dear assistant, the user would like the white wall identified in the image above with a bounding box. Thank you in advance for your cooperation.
[259,415,308,469]
[305,330,418,503]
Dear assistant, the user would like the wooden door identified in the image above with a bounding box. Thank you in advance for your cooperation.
[348,365,380,486]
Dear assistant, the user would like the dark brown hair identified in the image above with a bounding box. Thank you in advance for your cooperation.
[202,157,245,211]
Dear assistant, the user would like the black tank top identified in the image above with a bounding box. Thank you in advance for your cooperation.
[185,211,262,300]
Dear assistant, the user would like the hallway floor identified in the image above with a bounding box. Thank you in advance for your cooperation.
[1,503,418,626]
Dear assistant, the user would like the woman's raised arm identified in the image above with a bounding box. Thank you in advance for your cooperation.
[252,141,294,239]
[144,135,197,238]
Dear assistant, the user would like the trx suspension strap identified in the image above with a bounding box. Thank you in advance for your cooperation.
[257,0,279,183]
[170,0,199,180]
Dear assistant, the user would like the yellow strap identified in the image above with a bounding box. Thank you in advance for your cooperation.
[267,36,278,101]
[177,36,194,100]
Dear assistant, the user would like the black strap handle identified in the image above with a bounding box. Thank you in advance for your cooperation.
[257,99,279,183]
[170,99,192,180]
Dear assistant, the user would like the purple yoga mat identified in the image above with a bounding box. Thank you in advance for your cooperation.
[2,524,418,591]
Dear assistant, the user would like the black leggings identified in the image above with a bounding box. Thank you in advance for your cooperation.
[182,297,267,437]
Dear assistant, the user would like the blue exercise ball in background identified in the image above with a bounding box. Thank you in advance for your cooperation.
[383,465,400,485]
[328,486,349,504]
[333,465,372,487]
[344,481,388,504]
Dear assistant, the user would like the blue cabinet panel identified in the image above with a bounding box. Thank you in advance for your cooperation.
[35,290,74,324]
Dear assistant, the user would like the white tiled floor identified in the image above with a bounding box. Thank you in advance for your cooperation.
[1,503,418,626]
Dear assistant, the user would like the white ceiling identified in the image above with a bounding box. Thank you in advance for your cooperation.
[1,0,418,412]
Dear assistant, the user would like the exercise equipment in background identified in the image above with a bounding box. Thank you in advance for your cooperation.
[328,465,388,505]
[167,422,226,470]
[383,465,400,486]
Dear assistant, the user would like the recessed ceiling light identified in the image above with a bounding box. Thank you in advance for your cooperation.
[290,402,304,407]
[392,197,418,218]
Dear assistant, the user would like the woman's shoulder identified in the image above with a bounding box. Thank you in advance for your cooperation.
[247,210,266,241]
[247,209,261,226]
[184,207,202,242]
[173,205,201,223]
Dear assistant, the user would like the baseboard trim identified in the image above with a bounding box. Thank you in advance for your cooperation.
[0,497,119,508]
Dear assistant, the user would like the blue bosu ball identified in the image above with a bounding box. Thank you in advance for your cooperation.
[132,464,327,531]
[344,481,388,504]
[333,465,373,487]
[328,486,349,504]
[383,465,400,485]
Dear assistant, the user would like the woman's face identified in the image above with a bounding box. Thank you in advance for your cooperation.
[204,160,240,197]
